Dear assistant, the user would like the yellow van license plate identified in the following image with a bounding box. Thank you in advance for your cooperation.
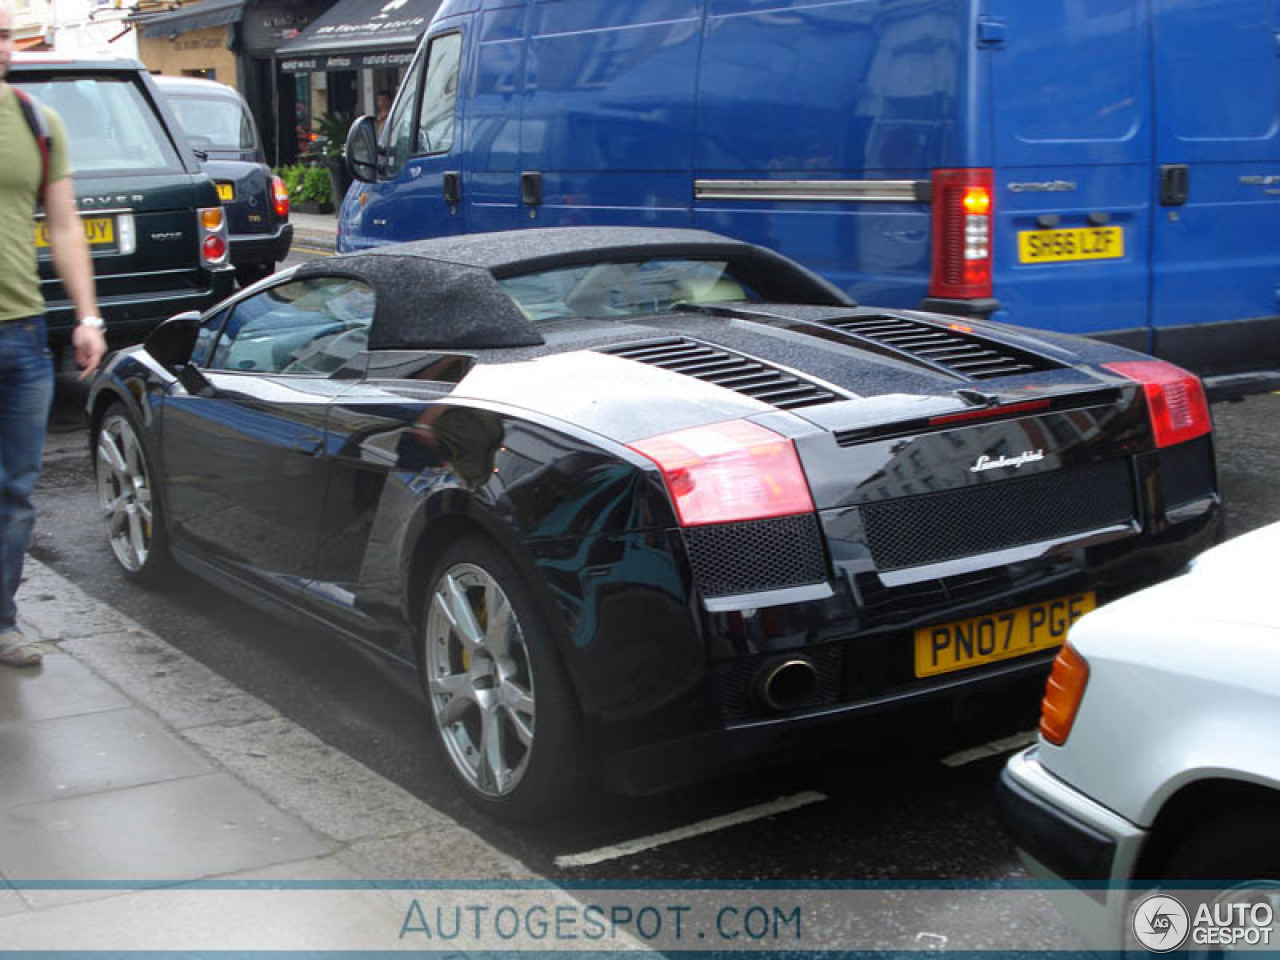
[34,217,115,248]
[216,182,235,202]
[1018,226,1124,263]
[914,591,1096,678]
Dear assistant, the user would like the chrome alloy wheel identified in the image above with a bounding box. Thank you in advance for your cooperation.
[425,563,536,797]
[96,414,153,573]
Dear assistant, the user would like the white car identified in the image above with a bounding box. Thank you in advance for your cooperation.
[997,522,1280,952]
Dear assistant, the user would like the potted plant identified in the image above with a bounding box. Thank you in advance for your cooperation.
[314,111,354,205]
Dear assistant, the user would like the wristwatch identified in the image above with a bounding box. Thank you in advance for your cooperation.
[78,315,106,330]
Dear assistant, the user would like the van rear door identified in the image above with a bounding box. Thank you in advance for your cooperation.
[987,0,1153,347]
[1148,0,1280,377]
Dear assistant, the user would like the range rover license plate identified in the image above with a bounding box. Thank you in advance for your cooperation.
[34,216,114,248]
[216,181,235,202]
[1018,226,1123,263]
[913,591,1096,678]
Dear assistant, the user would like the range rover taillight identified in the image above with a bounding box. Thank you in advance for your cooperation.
[628,419,815,526]
[930,168,993,299]
[1103,360,1212,448]
[198,205,229,267]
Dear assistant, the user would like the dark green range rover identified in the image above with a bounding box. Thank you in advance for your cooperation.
[10,54,235,355]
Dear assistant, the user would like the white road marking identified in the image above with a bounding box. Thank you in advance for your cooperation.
[940,729,1039,768]
[554,790,828,868]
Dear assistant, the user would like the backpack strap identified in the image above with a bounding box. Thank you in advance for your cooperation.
[12,87,52,208]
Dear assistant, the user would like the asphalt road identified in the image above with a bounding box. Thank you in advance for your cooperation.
[24,256,1280,938]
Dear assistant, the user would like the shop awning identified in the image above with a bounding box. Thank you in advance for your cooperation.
[134,0,245,40]
[276,0,439,71]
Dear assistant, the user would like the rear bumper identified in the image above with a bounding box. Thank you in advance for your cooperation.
[230,222,293,267]
[44,265,235,346]
[996,748,1147,952]
[594,504,1220,797]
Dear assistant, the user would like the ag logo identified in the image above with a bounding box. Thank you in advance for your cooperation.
[1133,894,1190,952]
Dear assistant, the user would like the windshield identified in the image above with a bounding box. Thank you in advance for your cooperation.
[167,94,258,152]
[497,259,759,322]
[12,76,183,174]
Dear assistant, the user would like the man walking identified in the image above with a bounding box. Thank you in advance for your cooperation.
[0,1,106,667]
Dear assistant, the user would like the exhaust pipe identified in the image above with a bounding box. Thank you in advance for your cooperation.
[757,657,818,712]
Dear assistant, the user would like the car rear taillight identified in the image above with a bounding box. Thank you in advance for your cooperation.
[1102,360,1212,448]
[198,205,229,267]
[628,419,815,526]
[1040,642,1089,746]
[271,174,290,219]
[930,168,993,299]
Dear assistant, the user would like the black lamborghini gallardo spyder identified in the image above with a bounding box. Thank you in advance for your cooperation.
[88,227,1220,818]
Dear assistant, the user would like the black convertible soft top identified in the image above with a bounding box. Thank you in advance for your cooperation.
[293,227,851,352]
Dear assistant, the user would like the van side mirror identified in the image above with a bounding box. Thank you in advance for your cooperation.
[345,115,378,184]
[144,310,201,375]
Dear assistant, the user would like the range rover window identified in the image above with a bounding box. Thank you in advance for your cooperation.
[13,76,183,174]
[208,277,374,375]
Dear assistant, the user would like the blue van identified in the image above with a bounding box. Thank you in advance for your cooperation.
[338,0,1280,398]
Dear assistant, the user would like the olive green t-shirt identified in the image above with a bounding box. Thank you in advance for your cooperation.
[0,83,71,323]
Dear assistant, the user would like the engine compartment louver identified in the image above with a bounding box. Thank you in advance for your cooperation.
[820,315,1063,380]
[599,337,841,409]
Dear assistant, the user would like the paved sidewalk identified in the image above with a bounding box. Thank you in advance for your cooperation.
[290,210,338,254]
[0,557,535,950]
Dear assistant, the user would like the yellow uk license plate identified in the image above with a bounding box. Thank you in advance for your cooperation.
[914,591,1096,678]
[1018,226,1124,263]
[216,181,235,202]
[34,216,115,248]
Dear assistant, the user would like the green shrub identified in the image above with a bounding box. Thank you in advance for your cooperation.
[298,165,332,206]
[273,163,331,207]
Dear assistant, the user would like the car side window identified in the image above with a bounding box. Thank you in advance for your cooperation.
[417,33,462,155]
[206,276,374,376]
[381,47,427,177]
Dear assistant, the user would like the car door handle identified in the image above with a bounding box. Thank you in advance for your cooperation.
[443,170,461,206]
[1160,164,1189,207]
[521,171,542,207]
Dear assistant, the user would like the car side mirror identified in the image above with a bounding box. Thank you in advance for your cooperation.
[345,115,378,184]
[145,310,201,374]
[146,311,216,395]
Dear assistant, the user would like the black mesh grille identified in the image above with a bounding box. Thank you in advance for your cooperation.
[1158,436,1215,510]
[684,514,828,597]
[860,460,1135,571]
[821,314,1062,380]
[600,337,840,409]
[712,643,844,722]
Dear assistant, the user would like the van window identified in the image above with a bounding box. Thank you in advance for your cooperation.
[383,47,427,176]
[16,76,183,175]
[418,32,462,154]
[498,259,757,321]
[168,95,258,152]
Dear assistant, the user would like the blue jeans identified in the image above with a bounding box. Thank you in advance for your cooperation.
[0,317,54,631]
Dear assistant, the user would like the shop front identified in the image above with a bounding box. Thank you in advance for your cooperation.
[276,0,440,161]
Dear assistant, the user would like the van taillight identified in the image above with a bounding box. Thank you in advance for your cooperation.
[930,168,993,299]
[1102,360,1212,448]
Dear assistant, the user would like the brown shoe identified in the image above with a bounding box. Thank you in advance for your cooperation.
[0,629,42,668]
